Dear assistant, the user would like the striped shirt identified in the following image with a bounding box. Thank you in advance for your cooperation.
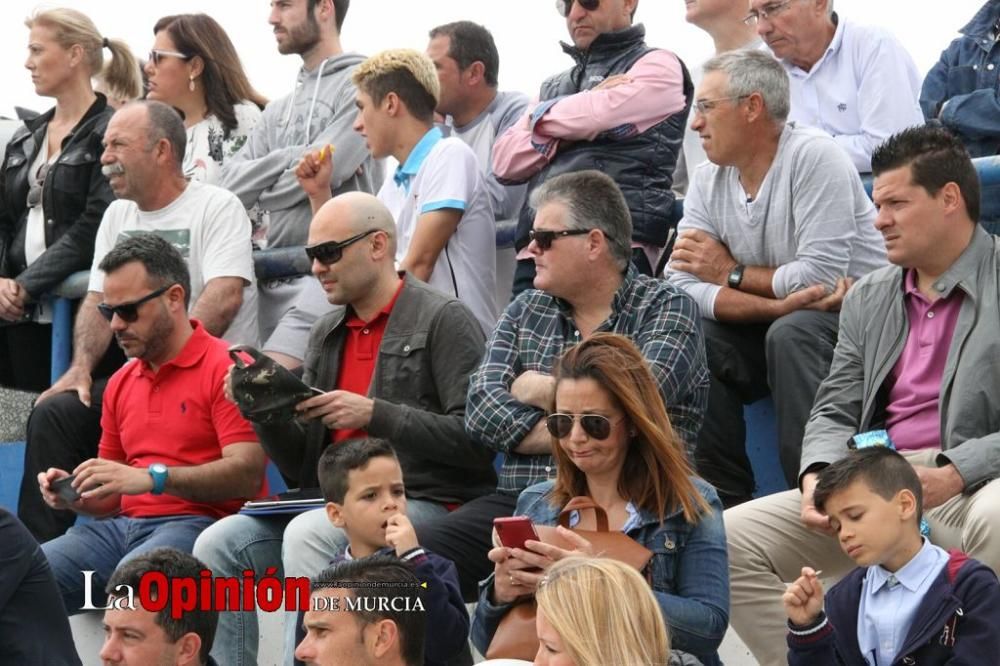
[466,265,709,495]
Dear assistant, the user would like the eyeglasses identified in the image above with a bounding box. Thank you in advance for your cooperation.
[529,228,610,251]
[147,49,192,67]
[742,0,795,26]
[546,413,622,440]
[97,284,174,323]
[693,95,749,115]
[555,0,600,17]
[304,229,378,265]
[26,163,50,209]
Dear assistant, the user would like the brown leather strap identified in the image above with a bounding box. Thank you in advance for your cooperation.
[558,496,609,531]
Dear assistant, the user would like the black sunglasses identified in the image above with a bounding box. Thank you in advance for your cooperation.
[26,163,50,209]
[97,284,173,323]
[529,228,610,251]
[556,0,600,17]
[546,413,618,440]
[304,229,378,265]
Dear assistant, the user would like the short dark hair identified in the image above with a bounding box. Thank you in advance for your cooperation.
[105,548,217,665]
[529,170,633,270]
[137,100,186,171]
[428,21,500,87]
[317,438,398,503]
[98,233,191,309]
[307,0,349,32]
[871,125,980,223]
[813,447,924,523]
[312,555,425,666]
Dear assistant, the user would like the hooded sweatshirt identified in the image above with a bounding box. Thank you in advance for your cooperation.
[221,53,382,249]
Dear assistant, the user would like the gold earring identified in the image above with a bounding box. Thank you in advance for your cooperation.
[189,75,195,92]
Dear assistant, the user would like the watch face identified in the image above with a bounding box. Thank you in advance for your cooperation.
[151,463,167,474]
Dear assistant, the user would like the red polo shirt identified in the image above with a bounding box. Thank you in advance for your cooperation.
[98,320,265,518]
[331,278,405,443]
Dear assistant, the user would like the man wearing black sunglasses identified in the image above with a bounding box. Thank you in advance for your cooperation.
[36,234,267,620]
[18,101,259,543]
[194,191,495,666]
[493,0,693,296]
[416,170,709,600]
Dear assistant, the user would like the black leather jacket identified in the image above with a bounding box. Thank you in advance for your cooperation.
[514,24,692,249]
[0,94,114,299]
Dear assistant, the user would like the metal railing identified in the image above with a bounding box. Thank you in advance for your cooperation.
[43,156,1000,382]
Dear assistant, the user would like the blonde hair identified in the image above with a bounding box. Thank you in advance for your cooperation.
[26,8,142,100]
[536,556,670,666]
[351,49,440,123]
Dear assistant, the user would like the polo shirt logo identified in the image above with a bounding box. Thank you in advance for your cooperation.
[180,401,187,414]
[837,103,848,112]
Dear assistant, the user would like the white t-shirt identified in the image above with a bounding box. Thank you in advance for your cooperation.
[89,180,259,345]
[377,131,498,334]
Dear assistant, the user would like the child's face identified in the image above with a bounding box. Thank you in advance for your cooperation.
[327,456,407,556]
[823,479,916,570]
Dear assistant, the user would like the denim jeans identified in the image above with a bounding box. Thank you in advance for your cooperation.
[195,498,448,666]
[41,513,215,615]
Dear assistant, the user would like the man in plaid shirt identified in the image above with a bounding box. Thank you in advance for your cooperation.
[416,170,709,599]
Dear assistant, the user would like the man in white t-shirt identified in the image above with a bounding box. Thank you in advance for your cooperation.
[20,101,259,542]
[298,49,498,335]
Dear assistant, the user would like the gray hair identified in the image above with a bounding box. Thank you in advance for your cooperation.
[702,49,790,123]
[529,170,632,270]
[126,100,187,171]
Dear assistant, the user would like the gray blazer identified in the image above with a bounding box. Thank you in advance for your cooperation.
[801,226,1000,489]
[255,273,496,503]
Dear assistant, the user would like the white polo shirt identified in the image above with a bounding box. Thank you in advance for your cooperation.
[780,15,923,173]
[377,127,498,334]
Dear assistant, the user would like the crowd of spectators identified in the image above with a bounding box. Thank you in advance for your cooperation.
[2,1,1000,665]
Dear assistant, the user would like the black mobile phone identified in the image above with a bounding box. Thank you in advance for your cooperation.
[51,475,81,503]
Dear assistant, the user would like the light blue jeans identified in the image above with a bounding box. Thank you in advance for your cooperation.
[41,514,215,615]
[194,499,447,666]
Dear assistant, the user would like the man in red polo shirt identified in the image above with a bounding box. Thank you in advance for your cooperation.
[37,234,267,615]
[194,191,494,665]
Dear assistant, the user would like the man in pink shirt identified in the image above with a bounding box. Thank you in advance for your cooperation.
[492,0,692,295]
[724,126,1000,664]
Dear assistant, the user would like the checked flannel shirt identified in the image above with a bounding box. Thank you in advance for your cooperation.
[466,265,710,495]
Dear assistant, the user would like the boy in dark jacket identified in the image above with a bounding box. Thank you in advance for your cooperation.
[783,447,1000,665]
[294,438,470,666]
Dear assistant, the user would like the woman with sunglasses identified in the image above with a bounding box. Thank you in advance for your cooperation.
[146,14,267,184]
[472,333,729,665]
[0,8,141,391]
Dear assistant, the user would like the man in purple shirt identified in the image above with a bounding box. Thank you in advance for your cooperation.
[723,125,1000,665]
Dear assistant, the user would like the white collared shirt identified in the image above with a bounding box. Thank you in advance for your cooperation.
[779,15,924,173]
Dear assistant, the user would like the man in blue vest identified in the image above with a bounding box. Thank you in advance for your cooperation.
[492,0,692,295]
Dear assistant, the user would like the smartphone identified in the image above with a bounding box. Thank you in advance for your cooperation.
[494,516,539,550]
[51,475,81,503]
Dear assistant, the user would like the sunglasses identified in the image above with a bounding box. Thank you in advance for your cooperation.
[147,49,192,67]
[304,229,378,265]
[529,228,611,251]
[26,163,50,209]
[546,413,621,440]
[555,0,600,17]
[97,284,174,323]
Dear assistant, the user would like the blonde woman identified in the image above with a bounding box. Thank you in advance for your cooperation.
[535,556,702,666]
[0,8,140,390]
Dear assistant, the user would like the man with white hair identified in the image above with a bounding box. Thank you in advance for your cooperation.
[747,0,923,172]
[666,49,886,505]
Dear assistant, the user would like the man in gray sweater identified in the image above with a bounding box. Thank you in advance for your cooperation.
[665,50,886,505]
[221,0,381,361]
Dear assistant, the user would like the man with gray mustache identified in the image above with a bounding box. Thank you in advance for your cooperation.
[19,100,259,543]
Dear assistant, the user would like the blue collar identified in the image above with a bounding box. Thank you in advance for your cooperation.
[393,126,443,191]
[869,538,941,593]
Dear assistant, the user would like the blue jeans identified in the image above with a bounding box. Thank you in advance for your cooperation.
[194,498,448,666]
[41,514,215,614]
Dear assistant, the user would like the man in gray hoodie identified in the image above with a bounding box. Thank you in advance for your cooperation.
[221,0,381,363]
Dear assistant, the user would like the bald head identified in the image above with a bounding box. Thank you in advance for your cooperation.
[309,192,397,256]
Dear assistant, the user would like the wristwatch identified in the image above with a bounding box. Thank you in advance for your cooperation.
[727,264,746,289]
[148,463,168,495]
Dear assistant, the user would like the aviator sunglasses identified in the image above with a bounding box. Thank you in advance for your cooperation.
[97,283,174,323]
[546,413,621,440]
[304,229,378,265]
[556,0,600,17]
